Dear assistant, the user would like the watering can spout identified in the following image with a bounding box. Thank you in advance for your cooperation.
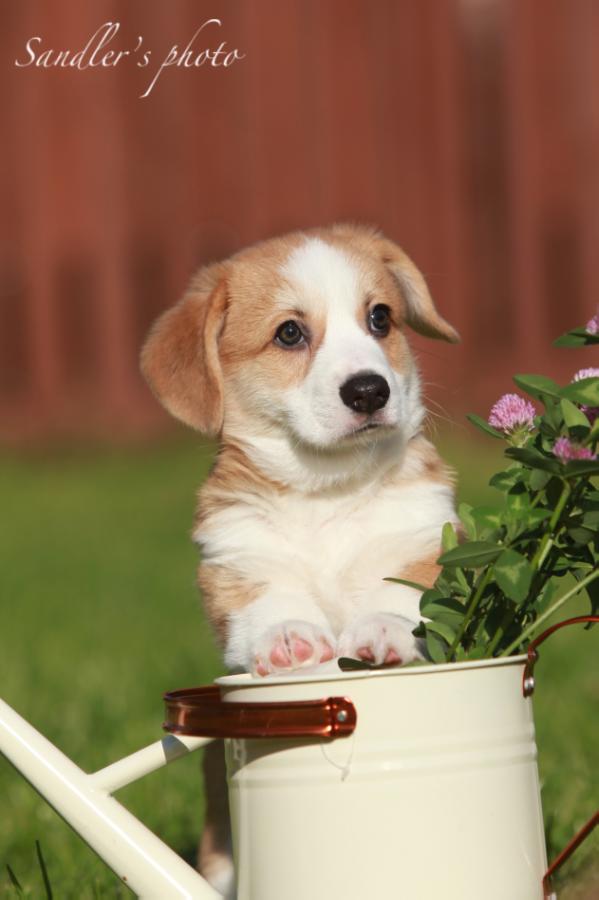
[0,698,221,898]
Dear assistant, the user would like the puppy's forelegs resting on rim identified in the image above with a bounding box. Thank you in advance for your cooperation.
[224,591,336,676]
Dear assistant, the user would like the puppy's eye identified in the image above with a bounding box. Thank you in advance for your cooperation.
[368,304,391,337]
[275,320,305,347]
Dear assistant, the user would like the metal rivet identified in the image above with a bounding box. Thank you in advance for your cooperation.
[336,709,348,723]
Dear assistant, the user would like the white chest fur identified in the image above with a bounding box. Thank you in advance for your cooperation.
[194,468,455,632]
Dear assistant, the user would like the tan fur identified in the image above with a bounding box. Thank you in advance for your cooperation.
[197,564,263,645]
[412,436,456,486]
[196,442,280,642]
[141,267,229,433]
[399,552,442,590]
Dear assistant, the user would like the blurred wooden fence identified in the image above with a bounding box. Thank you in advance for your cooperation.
[1,0,598,441]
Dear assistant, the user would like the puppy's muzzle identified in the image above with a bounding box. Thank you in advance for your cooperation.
[339,373,390,415]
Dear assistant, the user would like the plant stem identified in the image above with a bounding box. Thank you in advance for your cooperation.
[447,567,493,661]
[529,480,571,574]
[486,604,515,656]
[499,568,599,657]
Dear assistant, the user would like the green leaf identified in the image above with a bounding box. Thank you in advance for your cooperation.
[441,520,459,551]
[438,541,502,568]
[425,620,457,643]
[582,509,599,529]
[560,398,590,433]
[561,377,599,407]
[457,504,475,540]
[554,327,599,347]
[470,506,502,532]
[425,627,448,663]
[384,576,428,592]
[524,508,552,527]
[567,526,596,544]
[530,468,551,491]
[489,469,520,492]
[504,446,562,474]
[585,578,599,617]
[513,374,562,401]
[420,597,465,627]
[461,645,488,660]
[466,413,504,439]
[494,548,533,602]
[564,459,599,478]
[505,486,530,518]
[541,399,564,431]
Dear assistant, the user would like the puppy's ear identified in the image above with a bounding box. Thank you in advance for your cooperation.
[329,224,460,343]
[141,267,228,434]
[380,240,460,343]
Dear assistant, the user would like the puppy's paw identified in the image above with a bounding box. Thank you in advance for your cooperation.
[252,621,335,676]
[337,613,423,666]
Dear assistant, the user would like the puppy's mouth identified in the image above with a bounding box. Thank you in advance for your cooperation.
[344,417,396,441]
[354,422,381,434]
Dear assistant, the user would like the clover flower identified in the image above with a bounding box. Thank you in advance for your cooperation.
[573,367,599,382]
[586,313,599,335]
[488,394,537,444]
[553,436,596,463]
[572,367,599,424]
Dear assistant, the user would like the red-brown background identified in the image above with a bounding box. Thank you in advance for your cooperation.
[2,0,598,441]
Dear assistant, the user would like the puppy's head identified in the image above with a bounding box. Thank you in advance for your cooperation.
[141,225,458,450]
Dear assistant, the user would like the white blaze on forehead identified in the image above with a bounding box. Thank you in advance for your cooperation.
[281,238,362,316]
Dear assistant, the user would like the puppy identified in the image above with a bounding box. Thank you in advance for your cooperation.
[141,224,459,895]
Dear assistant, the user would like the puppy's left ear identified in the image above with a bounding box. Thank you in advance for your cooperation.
[380,239,460,343]
[328,225,459,343]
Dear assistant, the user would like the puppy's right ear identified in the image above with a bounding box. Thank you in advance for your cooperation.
[141,267,228,434]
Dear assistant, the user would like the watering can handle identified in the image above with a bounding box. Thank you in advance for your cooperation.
[522,614,599,697]
[520,614,599,899]
[163,685,356,740]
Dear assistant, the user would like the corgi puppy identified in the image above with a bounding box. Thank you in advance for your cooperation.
[141,224,459,895]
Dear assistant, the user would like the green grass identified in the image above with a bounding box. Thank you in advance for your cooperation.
[1,434,597,897]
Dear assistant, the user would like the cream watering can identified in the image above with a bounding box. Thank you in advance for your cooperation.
[1,616,595,898]
[164,615,598,900]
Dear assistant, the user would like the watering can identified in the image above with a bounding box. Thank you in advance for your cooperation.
[1,617,596,898]
[164,616,598,900]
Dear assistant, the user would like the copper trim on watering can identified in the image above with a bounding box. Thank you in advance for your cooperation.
[163,684,356,740]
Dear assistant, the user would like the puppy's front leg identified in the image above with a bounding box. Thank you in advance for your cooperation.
[338,578,429,666]
[225,592,336,676]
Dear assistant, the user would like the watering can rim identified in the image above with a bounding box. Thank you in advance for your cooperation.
[216,653,528,688]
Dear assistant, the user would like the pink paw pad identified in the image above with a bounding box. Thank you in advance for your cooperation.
[320,641,334,662]
[269,640,291,668]
[357,646,375,662]
[291,637,314,663]
[384,648,403,665]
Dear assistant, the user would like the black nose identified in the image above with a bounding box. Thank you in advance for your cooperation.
[339,373,390,414]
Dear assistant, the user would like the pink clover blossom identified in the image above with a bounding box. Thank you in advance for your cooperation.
[553,436,596,463]
[586,313,599,335]
[488,393,537,433]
